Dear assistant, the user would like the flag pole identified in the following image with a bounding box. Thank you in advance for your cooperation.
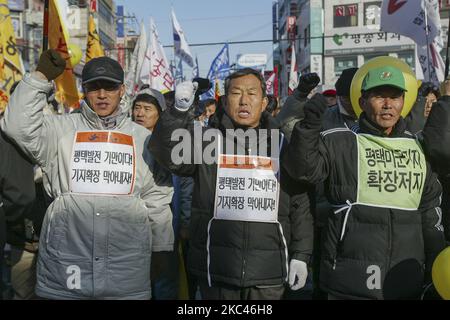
[424,1,432,82]
[445,17,450,79]
[42,0,49,51]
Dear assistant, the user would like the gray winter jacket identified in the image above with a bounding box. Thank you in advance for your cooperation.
[1,73,174,300]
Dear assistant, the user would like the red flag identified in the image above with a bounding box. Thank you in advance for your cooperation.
[90,0,97,12]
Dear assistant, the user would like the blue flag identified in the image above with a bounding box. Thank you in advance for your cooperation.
[202,44,230,99]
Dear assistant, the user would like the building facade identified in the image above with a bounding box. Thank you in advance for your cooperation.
[5,0,120,74]
[274,0,450,95]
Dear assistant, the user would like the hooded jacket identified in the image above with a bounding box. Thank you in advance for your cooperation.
[1,73,174,300]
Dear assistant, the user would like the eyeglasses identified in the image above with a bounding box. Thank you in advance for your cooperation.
[84,81,122,93]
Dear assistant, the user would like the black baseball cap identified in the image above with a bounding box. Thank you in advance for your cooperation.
[82,57,124,85]
[335,67,358,97]
[193,77,212,96]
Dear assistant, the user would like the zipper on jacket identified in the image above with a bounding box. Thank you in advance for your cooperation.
[240,146,251,285]
[387,210,393,270]
[241,222,248,286]
[332,202,353,271]
[332,241,341,270]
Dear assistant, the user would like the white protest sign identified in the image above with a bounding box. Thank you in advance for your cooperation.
[70,131,135,195]
[214,154,280,223]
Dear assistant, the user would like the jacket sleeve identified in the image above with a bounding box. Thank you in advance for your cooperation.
[148,106,197,177]
[0,73,58,169]
[439,177,450,243]
[276,91,308,143]
[178,176,194,230]
[283,94,331,185]
[422,96,450,177]
[419,164,447,279]
[141,146,175,252]
[288,183,314,264]
[280,139,314,263]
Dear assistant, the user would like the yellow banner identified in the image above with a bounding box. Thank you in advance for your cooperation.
[48,0,79,107]
[0,41,4,81]
[86,14,104,62]
[0,0,24,111]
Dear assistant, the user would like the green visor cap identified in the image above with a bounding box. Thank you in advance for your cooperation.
[361,65,407,92]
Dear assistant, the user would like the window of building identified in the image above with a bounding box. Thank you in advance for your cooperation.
[68,0,87,7]
[397,51,415,71]
[98,1,115,25]
[279,2,285,18]
[364,1,381,28]
[290,2,298,16]
[364,53,387,64]
[99,29,114,50]
[304,25,310,47]
[333,4,358,28]
[9,12,22,39]
[334,57,357,77]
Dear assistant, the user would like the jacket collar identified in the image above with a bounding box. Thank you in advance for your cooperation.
[358,112,407,137]
[80,100,128,130]
[209,106,281,131]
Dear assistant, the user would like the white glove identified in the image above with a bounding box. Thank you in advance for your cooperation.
[175,81,198,111]
[288,259,308,291]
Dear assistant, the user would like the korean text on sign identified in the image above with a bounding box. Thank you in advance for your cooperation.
[70,131,136,195]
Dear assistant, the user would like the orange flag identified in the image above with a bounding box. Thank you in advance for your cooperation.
[48,0,79,107]
[86,13,104,62]
[0,0,24,112]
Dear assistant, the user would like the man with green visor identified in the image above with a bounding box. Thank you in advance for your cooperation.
[284,65,446,299]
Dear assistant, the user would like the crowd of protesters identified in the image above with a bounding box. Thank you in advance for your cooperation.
[0,48,449,300]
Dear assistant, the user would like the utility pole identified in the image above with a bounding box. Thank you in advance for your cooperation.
[321,0,325,86]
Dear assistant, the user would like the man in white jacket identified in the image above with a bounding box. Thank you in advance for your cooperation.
[1,49,174,300]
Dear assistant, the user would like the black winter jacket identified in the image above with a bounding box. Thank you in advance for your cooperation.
[149,106,313,288]
[0,129,35,244]
[423,95,450,242]
[285,94,446,299]
[0,129,35,294]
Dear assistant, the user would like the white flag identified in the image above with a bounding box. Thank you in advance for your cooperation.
[380,0,440,46]
[266,71,276,96]
[288,45,298,95]
[124,22,147,96]
[171,9,194,67]
[417,41,445,85]
[142,18,174,93]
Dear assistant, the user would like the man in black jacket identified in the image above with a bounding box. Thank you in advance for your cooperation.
[149,68,313,300]
[285,65,446,299]
[423,79,450,243]
[0,128,35,299]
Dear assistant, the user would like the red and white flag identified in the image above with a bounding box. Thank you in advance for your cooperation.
[288,44,298,95]
[140,18,174,93]
[124,22,147,96]
[266,71,276,96]
[416,41,445,84]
